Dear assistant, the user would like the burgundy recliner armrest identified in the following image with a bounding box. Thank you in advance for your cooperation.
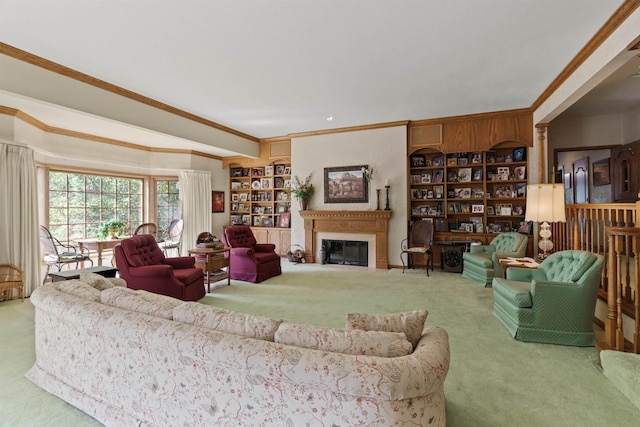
[255,243,276,252]
[127,264,174,278]
[164,256,196,269]
[230,247,254,257]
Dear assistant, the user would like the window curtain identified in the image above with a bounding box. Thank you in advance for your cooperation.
[178,171,212,256]
[0,143,40,296]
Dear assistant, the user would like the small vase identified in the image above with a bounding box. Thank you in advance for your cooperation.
[107,227,119,240]
[299,198,309,210]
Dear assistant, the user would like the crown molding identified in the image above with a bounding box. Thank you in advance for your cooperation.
[0,42,259,143]
[0,106,223,160]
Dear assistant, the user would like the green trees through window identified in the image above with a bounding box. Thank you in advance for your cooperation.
[48,172,143,243]
[156,179,180,238]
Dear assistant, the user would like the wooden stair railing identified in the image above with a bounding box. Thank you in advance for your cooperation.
[597,227,640,353]
[547,203,639,353]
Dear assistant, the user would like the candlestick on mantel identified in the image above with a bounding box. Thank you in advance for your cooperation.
[384,185,391,210]
[376,189,381,210]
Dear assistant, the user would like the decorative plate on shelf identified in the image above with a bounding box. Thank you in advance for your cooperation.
[252,180,261,189]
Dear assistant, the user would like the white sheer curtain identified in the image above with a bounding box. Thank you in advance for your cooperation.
[0,143,40,296]
[178,171,212,256]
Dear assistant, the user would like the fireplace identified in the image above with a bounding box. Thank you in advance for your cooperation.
[322,239,368,266]
[299,210,392,269]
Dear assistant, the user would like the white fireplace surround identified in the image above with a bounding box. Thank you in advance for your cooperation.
[317,232,376,269]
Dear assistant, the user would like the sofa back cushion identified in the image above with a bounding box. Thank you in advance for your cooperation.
[538,250,596,283]
[57,279,102,302]
[173,302,281,341]
[119,234,166,267]
[223,226,257,249]
[345,310,428,348]
[101,287,182,319]
[275,322,413,357]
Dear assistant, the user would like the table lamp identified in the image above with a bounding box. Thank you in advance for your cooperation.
[525,184,566,260]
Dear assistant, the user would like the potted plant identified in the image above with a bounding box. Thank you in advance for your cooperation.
[98,219,126,240]
[291,174,314,210]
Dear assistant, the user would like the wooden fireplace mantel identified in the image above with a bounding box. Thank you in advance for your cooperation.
[299,210,392,269]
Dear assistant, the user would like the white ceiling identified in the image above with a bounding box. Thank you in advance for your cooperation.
[0,0,636,156]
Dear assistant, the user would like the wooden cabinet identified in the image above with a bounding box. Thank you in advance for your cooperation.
[252,227,290,256]
[408,143,532,260]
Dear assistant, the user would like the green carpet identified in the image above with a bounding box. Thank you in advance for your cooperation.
[1,262,638,426]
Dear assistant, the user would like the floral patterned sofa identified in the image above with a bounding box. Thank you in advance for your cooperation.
[26,273,450,427]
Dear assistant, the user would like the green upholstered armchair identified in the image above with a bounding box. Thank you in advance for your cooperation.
[461,232,528,287]
[492,250,604,346]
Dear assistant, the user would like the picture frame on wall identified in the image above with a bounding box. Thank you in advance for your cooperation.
[211,191,225,213]
[324,165,368,203]
[592,158,610,186]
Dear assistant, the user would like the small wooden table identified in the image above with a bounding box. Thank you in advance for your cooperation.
[48,265,118,282]
[76,238,128,266]
[498,257,540,278]
[188,247,231,292]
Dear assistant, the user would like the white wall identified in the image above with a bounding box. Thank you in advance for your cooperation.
[291,125,408,268]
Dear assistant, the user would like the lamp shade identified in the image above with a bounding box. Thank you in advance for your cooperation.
[525,184,566,223]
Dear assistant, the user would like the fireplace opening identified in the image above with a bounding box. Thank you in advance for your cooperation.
[321,239,368,266]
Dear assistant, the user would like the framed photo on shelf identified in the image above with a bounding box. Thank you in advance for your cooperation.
[471,152,483,164]
[410,155,426,167]
[260,178,272,189]
[277,212,291,228]
[486,151,496,164]
[513,147,526,162]
[497,221,512,232]
[433,185,444,199]
[457,157,468,165]
[518,219,533,234]
[447,158,457,166]
[487,206,495,215]
[497,167,510,180]
[252,167,264,176]
[458,168,472,182]
[433,170,444,182]
[504,153,513,163]
[411,174,421,185]
[472,169,483,181]
[515,183,526,197]
[261,217,274,227]
[211,191,225,213]
[275,164,285,175]
[324,165,368,203]
[472,204,484,213]
[461,222,474,232]
[514,166,526,180]
[432,156,444,167]
[284,166,291,175]
[421,170,432,183]
[231,168,243,177]
[264,165,274,176]
[435,218,448,232]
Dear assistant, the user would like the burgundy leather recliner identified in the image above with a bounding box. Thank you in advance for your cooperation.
[114,234,205,301]
[222,226,282,283]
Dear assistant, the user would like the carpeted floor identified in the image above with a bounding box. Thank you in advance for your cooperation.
[1,262,638,426]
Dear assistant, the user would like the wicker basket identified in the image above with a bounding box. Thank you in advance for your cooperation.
[286,244,305,263]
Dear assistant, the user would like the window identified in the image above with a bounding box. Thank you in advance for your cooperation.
[156,179,180,238]
[48,171,143,243]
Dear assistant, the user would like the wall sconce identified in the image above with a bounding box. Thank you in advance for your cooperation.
[525,184,566,259]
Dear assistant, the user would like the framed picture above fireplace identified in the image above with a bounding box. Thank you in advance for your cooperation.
[324,165,368,203]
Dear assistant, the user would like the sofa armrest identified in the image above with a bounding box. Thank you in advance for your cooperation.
[470,244,496,255]
[164,256,196,269]
[127,264,174,278]
[255,243,276,253]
